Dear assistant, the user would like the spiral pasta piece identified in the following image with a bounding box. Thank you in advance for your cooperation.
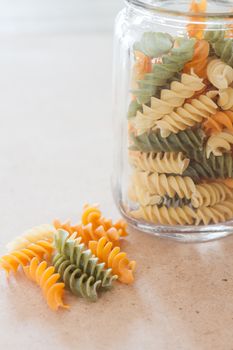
[131,200,233,225]
[203,111,233,134]
[129,151,190,174]
[131,51,152,90]
[204,30,233,67]
[55,229,117,288]
[206,131,233,157]
[132,171,196,199]
[54,219,121,246]
[129,185,162,206]
[53,254,102,302]
[204,29,225,44]
[132,72,205,132]
[131,128,205,153]
[131,205,197,225]
[191,182,233,208]
[187,0,207,40]
[89,237,136,284]
[184,39,209,78]
[7,224,56,251]
[195,200,233,225]
[23,257,68,311]
[207,59,233,89]
[132,37,195,106]
[0,240,54,276]
[184,150,233,179]
[82,204,128,237]
[209,87,233,111]
[154,95,218,137]
[209,178,233,189]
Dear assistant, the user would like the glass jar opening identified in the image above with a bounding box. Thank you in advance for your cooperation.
[126,0,233,18]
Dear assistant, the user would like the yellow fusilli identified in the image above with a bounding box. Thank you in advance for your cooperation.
[89,237,136,284]
[207,59,233,89]
[154,94,218,137]
[131,205,197,225]
[129,151,190,174]
[131,72,205,134]
[131,200,233,225]
[208,88,233,111]
[206,130,233,157]
[195,200,233,225]
[128,185,162,206]
[132,171,196,199]
[24,257,68,311]
[191,182,233,208]
[7,224,56,251]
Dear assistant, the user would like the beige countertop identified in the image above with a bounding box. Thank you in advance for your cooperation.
[0,32,233,350]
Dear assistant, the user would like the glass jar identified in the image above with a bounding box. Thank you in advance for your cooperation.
[112,0,233,242]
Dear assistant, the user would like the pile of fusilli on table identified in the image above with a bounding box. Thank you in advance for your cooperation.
[0,204,136,311]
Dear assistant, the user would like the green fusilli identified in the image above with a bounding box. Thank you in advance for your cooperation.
[55,229,117,289]
[159,196,191,208]
[53,254,101,302]
[204,29,233,67]
[132,36,196,107]
[185,151,233,179]
[130,128,205,153]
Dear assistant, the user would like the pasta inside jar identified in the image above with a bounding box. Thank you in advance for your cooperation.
[113,0,233,241]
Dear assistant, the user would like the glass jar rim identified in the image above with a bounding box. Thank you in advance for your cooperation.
[126,0,233,18]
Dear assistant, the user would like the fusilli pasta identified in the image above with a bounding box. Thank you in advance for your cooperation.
[53,253,102,301]
[206,130,233,157]
[191,182,233,208]
[132,171,196,199]
[184,39,209,78]
[203,111,233,134]
[207,59,233,89]
[185,151,233,179]
[131,200,233,225]
[54,219,121,246]
[132,37,195,105]
[0,240,54,276]
[82,204,128,237]
[131,72,205,131]
[55,229,117,288]
[154,94,218,137]
[131,51,152,90]
[7,224,56,251]
[130,128,205,153]
[129,185,162,206]
[204,30,233,67]
[210,87,233,111]
[23,257,68,311]
[195,200,233,225]
[89,237,136,284]
[129,151,190,174]
[187,0,207,40]
[131,205,197,225]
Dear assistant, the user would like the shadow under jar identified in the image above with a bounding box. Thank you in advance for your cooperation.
[112,0,233,242]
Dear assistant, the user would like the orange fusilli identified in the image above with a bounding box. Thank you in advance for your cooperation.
[203,111,233,134]
[187,0,207,40]
[24,257,68,311]
[183,39,209,78]
[0,240,53,276]
[89,236,136,284]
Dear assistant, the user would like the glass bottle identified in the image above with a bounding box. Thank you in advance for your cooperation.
[112,0,233,242]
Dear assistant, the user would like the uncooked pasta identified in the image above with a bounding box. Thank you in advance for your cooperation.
[127,22,233,227]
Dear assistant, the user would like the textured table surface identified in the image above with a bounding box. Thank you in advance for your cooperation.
[0,32,233,350]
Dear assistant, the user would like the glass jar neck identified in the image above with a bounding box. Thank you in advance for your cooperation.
[125,0,233,20]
